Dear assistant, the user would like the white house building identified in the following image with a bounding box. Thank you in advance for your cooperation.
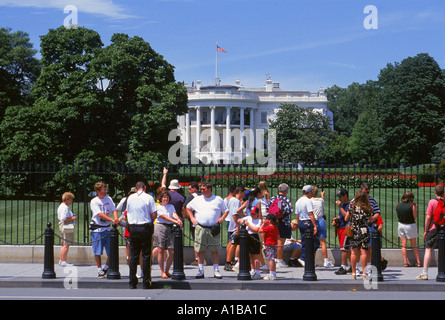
[176,77,332,164]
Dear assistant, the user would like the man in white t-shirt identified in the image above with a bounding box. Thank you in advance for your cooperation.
[126,181,157,289]
[90,182,119,278]
[295,185,319,265]
[186,182,228,279]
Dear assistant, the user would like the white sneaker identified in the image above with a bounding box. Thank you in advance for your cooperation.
[276,259,288,268]
[297,259,305,267]
[251,272,262,280]
[324,260,334,268]
[263,274,277,281]
[232,262,239,272]
[214,270,222,279]
[195,270,205,279]
[59,261,73,267]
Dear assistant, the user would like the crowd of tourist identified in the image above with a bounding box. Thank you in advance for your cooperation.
[56,171,445,288]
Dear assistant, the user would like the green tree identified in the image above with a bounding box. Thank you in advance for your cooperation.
[374,53,445,164]
[433,128,445,161]
[0,28,40,125]
[347,106,383,164]
[318,132,351,164]
[0,101,65,162]
[92,33,188,165]
[326,81,378,137]
[268,103,333,164]
[0,27,188,166]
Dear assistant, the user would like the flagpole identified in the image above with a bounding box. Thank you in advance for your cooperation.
[215,42,218,85]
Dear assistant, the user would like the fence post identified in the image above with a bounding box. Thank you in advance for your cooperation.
[172,224,186,280]
[42,222,56,279]
[436,226,445,282]
[82,157,89,243]
[370,223,384,282]
[107,224,121,279]
[237,224,251,280]
[302,227,317,281]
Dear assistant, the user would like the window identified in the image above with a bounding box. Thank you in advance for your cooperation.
[261,112,268,124]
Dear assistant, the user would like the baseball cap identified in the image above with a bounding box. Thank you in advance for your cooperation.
[302,185,312,193]
[336,188,348,197]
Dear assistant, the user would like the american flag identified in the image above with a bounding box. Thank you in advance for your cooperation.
[216,45,227,53]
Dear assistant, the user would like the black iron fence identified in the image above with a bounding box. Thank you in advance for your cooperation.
[0,160,443,249]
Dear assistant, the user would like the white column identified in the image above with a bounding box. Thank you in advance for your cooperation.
[240,106,245,150]
[248,107,255,156]
[185,112,190,146]
[195,106,201,153]
[210,106,216,153]
[225,106,231,160]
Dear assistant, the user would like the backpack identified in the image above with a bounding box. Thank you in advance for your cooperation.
[433,198,445,227]
[268,198,284,219]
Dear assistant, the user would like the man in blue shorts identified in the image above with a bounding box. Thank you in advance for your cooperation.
[90,182,119,278]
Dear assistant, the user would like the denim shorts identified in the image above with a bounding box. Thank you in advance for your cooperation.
[91,230,110,256]
[316,217,327,239]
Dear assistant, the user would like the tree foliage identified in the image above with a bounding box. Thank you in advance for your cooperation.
[268,103,332,164]
[0,26,188,166]
[327,53,445,165]
[0,27,40,125]
[373,53,445,164]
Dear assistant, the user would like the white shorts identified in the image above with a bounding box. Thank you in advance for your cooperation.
[398,222,418,239]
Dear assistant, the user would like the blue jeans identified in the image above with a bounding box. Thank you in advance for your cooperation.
[298,220,320,260]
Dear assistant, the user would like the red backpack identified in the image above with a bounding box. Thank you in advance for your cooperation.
[268,198,284,219]
[433,198,445,227]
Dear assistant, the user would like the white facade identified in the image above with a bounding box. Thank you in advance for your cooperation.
[176,77,332,164]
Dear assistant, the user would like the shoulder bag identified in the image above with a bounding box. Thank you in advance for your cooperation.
[59,220,75,233]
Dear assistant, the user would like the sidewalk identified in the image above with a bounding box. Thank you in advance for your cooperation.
[1,262,445,291]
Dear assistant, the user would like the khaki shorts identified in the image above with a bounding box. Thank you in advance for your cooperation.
[194,225,219,252]
[153,223,174,249]
[59,231,74,246]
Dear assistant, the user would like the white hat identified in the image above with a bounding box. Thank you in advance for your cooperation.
[168,179,181,190]
[302,185,312,193]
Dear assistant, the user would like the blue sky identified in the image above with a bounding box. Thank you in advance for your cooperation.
[1,0,444,92]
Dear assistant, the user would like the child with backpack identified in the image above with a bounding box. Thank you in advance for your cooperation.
[260,214,280,280]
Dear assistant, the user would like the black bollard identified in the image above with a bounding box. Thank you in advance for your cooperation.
[237,224,251,280]
[302,227,317,281]
[171,224,186,280]
[107,224,121,279]
[436,226,445,282]
[370,224,384,282]
[42,222,56,279]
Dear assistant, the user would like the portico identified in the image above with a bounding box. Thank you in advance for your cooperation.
[177,77,331,164]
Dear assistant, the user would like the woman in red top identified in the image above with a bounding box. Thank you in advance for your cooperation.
[260,214,279,280]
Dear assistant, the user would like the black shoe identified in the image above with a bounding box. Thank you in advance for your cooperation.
[334,267,347,275]
[288,259,301,267]
[381,258,388,271]
[224,262,233,271]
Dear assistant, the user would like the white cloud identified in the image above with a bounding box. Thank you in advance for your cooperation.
[0,0,136,19]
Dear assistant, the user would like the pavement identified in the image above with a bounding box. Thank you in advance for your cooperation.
[1,262,445,292]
